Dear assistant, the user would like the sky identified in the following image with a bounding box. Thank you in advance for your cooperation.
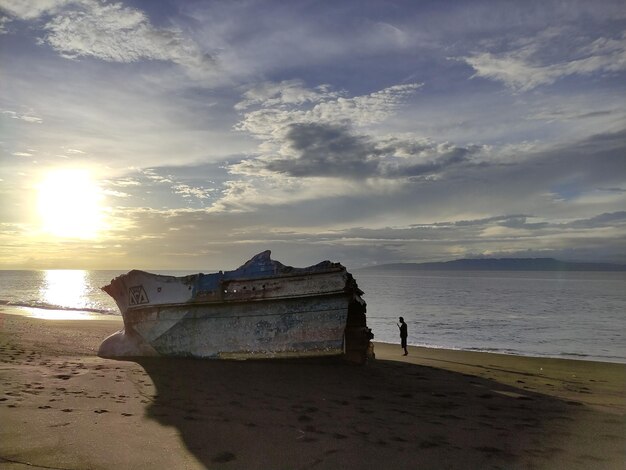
[1,0,625,270]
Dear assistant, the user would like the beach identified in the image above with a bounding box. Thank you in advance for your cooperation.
[1,309,624,469]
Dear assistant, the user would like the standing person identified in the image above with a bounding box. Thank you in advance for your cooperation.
[397,317,408,356]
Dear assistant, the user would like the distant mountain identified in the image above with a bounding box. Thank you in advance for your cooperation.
[357,258,626,272]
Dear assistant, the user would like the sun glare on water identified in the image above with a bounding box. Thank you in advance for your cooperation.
[37,169,106,239]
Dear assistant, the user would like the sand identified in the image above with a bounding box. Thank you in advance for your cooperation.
[1,308,624,470]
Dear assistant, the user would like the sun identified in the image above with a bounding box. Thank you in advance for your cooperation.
[37,169,105,239]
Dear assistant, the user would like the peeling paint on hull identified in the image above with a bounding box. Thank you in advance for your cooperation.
[99,251,373,362]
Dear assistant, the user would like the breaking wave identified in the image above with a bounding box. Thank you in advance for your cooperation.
[0,299,117,315]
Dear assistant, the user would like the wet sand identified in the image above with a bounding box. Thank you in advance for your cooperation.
[1,309,624,469]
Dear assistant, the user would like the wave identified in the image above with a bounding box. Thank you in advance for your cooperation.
[557,351,626,363]
[0,299,118,315]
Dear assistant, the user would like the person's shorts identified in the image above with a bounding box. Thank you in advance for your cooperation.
[401,337,407,348]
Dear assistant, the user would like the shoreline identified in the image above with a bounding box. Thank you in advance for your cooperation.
[1,311,624,469]
[3,305,624,365]
[375,339,626,366]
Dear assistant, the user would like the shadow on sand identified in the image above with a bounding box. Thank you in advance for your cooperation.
[130,356,622,470]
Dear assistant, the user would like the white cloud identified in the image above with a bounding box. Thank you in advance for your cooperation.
[172,184,215,201]
[312,84,423,128]
[0,0,70,20]
[0,14,9,33]
[141,168,174,184]
[107,177,141,187]
[1,0,216,80]
[462,29,626,91]
[209,180,260,213]
[235,82,422,138]
[235,80,341,110]
[1,110,43,123]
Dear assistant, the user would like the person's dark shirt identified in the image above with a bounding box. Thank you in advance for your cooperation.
[400,322,407,339]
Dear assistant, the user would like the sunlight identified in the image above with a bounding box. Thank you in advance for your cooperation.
[37,169,105,239]
[31,270,92,320]
[41,269,89,307]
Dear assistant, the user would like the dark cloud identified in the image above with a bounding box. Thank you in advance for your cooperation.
[567,211,626,229]
[266,123,381,177]
[259,122,478,179]
[450,215,530,227]
[329,212,623,243]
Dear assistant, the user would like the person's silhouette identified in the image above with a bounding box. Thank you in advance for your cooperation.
[397,317,408,356]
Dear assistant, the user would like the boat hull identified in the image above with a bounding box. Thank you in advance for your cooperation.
[99,251,373,362]
[123,294,351,358]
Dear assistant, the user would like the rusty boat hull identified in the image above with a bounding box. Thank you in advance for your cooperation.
[99,251,372,362]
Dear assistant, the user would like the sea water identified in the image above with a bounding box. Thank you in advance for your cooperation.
[0,269,624,363]
[357,269,626,363]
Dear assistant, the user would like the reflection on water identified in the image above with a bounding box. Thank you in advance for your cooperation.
[22,306,92,320]
[33,270,92,320]
[42,270,88,307]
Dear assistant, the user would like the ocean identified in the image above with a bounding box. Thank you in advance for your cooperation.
[1,269,624,363]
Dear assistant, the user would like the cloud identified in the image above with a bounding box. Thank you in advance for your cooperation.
[462,28,626,91]
[231,81,479,180]
[567,211,626,229]
[140,168,174,185]
[0,0,69,20]
[103,166,225,209]
[172,184,215,202]
[0,14,9,33]
[2,109,42,123]
[4,122,625,267]
[1,0,216,79]
[235,82,422,137]
[243,122,481,179]
[336,211,626,242]
[529,107,616,123]
[234,80,341,111]
[263,123,381,178]
[308,83,423,128]
[223,126,626,227]
[54,201,626,269]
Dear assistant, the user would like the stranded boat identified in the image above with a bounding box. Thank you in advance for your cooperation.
[99,251,373,363]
